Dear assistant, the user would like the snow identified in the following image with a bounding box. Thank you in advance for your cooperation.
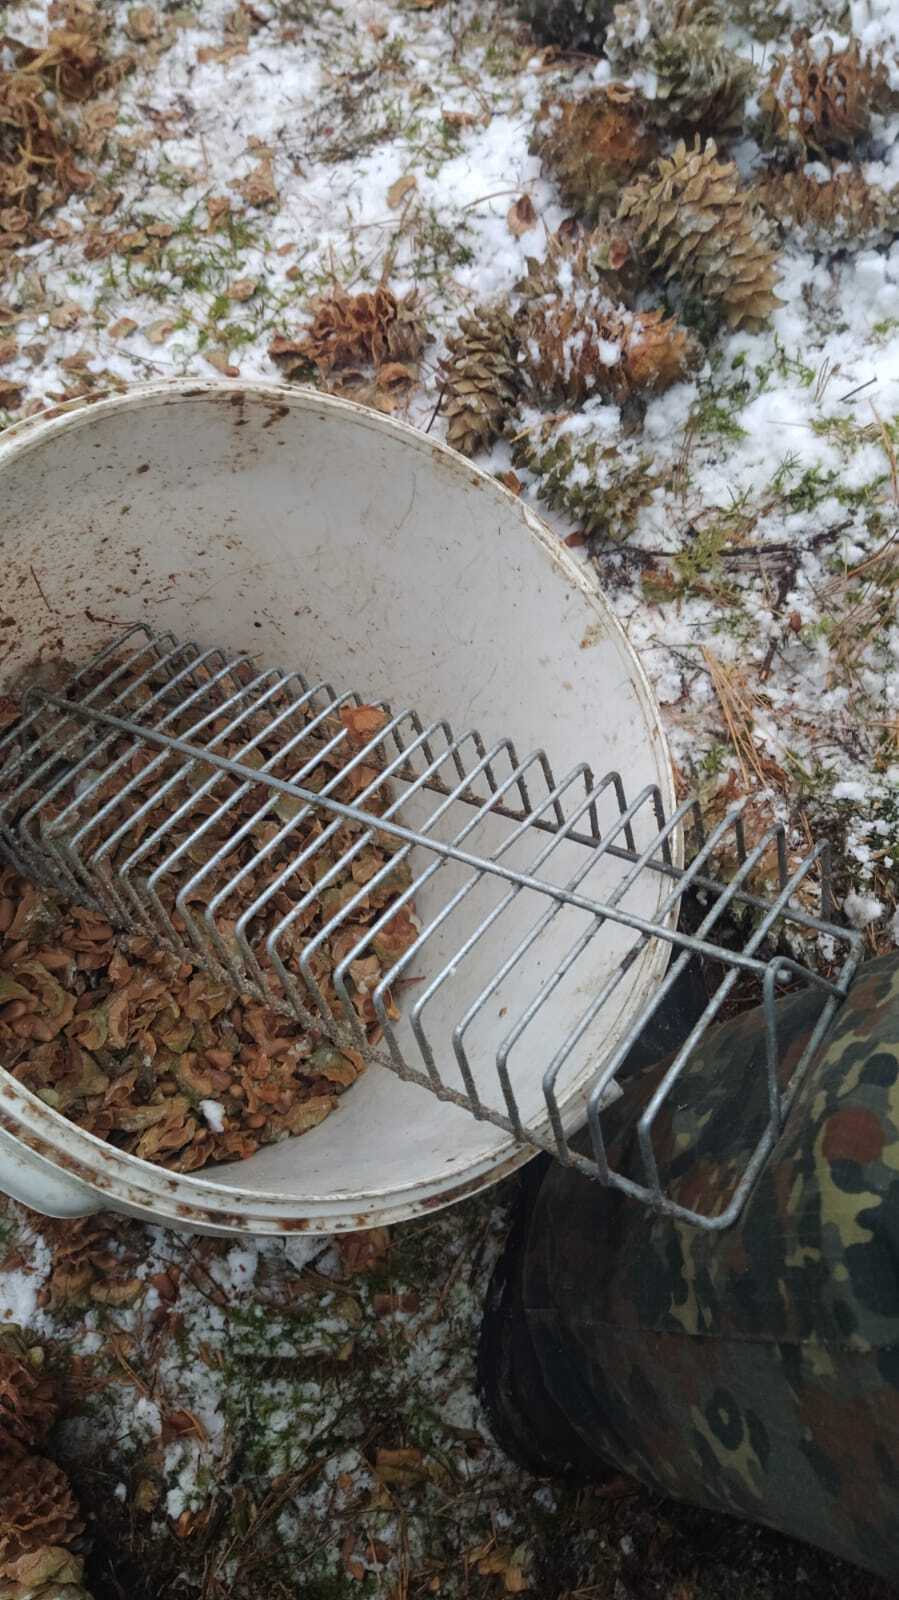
[843,891,885,928]
[199,1099,226,1134]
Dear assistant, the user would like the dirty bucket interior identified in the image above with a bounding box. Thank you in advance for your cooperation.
[0,382,675,1230]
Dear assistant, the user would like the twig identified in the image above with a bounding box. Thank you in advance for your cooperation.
[425,381,445,434]
[838,375,877,404]
[30,565,54,613]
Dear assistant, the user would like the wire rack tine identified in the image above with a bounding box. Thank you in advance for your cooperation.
[0,629,866,1230]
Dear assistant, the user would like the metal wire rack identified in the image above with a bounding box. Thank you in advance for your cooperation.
[0,624,864,1230]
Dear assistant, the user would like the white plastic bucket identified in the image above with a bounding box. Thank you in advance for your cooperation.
[0,381,675,1235]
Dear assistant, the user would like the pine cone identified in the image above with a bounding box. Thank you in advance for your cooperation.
[732,0,848,38]
[0,1544,93,1599]
[520,289,700,407]
[438,307,522,458]
[516,221,648,312]
[0,1330,57,1459]
[0,1459,83,1571]
[532,89,658,224]
[618,137,782,330]
[511,416,658,542]
[35,1217,136,1311]
[606,0,753,133]
[271,287,427,378]
[755,168,899,250]
[517,0,615,47]
[759,38,891,155]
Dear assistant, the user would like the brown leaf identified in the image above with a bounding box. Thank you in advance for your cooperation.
[376,360,416,391]
[387,173,418,209]
[204,348,240,377]
[0,338,17,365]
[375,1446,425,1485]
[340,704,388,746]
[372,1290,420,1316]
[235,155,277,207]
[0,380,23,408]
[127,5,159,38]
[48,302,82,330]
[336,1226,390,1275]
[163,1408,208,1442]
[507,194,537,237]
[108,316,137,339]
[144,318,176,345]
[227,276,258,301]
[498,469,522,496]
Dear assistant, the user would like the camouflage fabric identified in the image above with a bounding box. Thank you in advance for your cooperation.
[520,954,899,1580]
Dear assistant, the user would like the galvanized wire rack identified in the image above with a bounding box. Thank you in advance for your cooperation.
[0,624,864,1230]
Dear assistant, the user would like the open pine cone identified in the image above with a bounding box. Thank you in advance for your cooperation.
[511,416,659,543]
[618,137,781,331]
[606,0,753,134]
[516,0,615,47]
[732,0,849,39]
[759,37,891,155]
[516,221,648,314]
[34,1217,141,1312]
[0,1459,83,1571]
[270,286,427,379]
[0,1330,57,1459]
[755,168,899,250]
[520,288,700,408]
[532,89,657,224]
[438,306,522,458]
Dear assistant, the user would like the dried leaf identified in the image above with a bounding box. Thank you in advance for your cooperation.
[340,704,388,745]
[375,1446,425,1484]
[376,360,416,392]
[127,5,159,39]
[227,276,257,301]
[336,1227,390,1275]
[507,194,537,236]
[387,173,418,209]
[144,317,176,345]
[204,348,240,377]
[48,301,82,329]
[108,316,137,339]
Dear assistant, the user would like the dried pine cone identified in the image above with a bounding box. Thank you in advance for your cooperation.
[517,0,615,47]
[0,1459,83,1570]
[732,0,848,39]
[759,38,891,156]
[532,89,658,224]
[618,137,781,330]
[755,167,899,250]
[0,1329,57,1459]
[0,1544,93,1599]
[516,221,648,312]
[511,416,658,542]
[438,307,522,458]
[35,1217,141,1311]
[606,0,754,133]
[520,288,700,407]
[270,287,427,379]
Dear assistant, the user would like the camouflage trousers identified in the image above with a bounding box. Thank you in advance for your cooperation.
[518,954,899,1581]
